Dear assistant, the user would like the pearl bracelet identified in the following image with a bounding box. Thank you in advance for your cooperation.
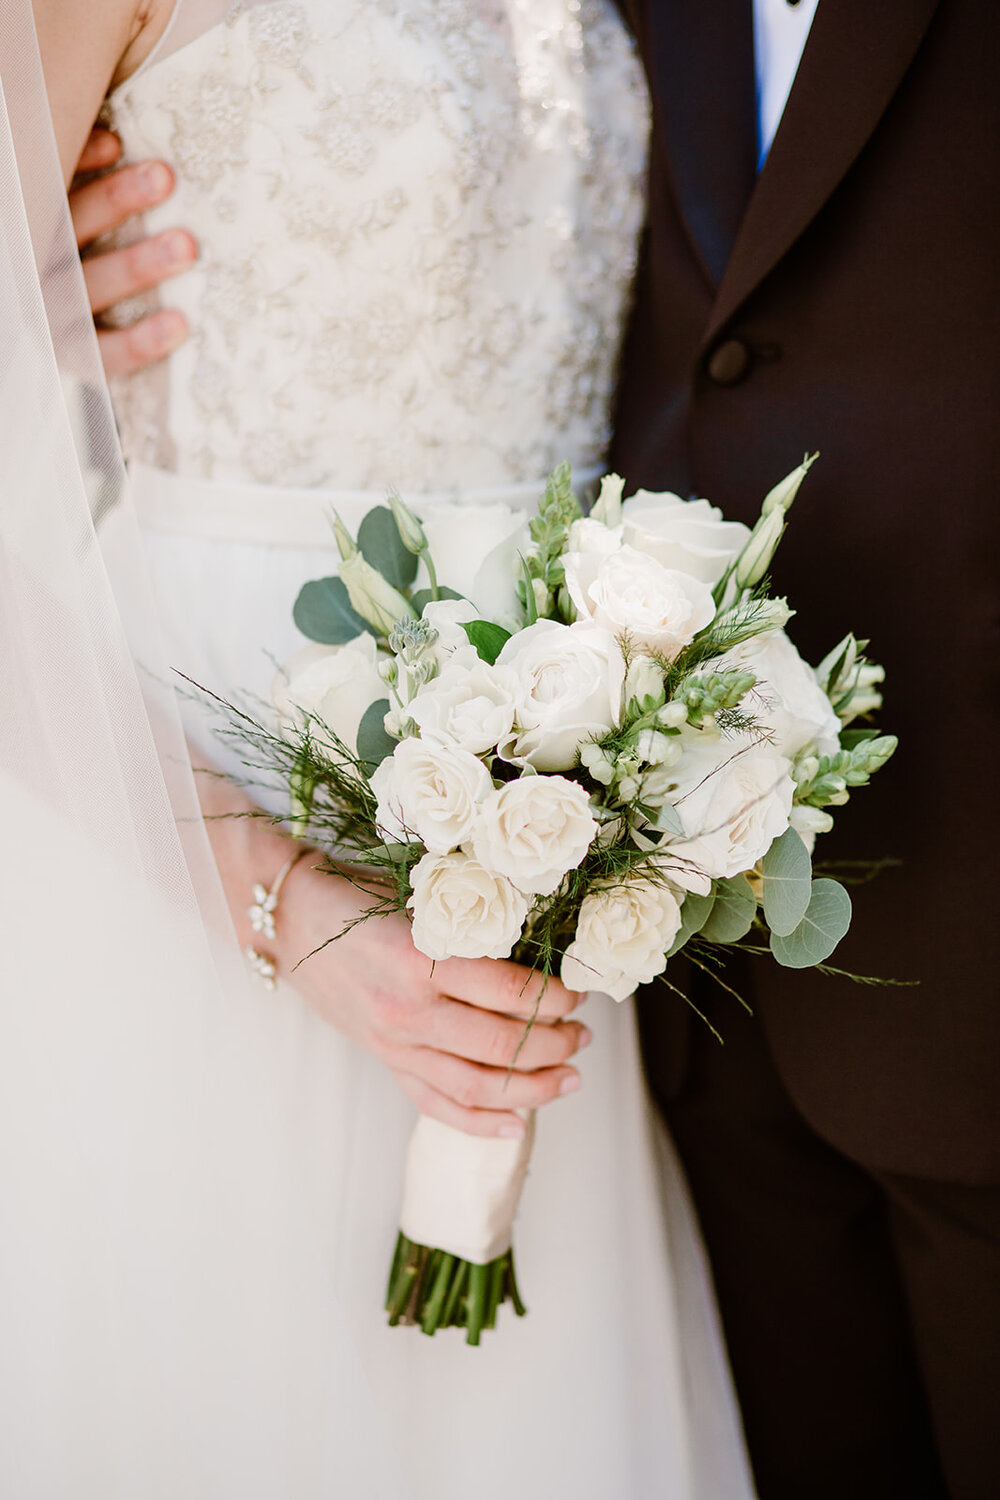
[244,848,308,989]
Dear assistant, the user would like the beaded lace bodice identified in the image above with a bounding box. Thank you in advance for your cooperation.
[107,0,648,492]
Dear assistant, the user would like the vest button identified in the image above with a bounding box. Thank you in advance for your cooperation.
[706,337,752,386]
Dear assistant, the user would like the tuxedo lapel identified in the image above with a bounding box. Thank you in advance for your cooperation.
[704,0,941,344]
[646,0,758,289]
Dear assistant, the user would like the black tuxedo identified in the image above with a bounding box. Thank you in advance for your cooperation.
[612,3,1000,1495]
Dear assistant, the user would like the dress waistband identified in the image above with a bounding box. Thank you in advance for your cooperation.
[127,462,602,548]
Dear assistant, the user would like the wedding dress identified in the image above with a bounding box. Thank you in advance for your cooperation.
[1,2,754,1495]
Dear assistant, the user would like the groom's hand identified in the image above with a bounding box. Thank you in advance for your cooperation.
[71,127,197,377]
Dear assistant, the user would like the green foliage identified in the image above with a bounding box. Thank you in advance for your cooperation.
[674,668,757,727]
[796,736,898,808]
[293,576,374,644]
[517,462,582,621]
[700,875,756,943]
[770,878,852,968]
[410,585,464,612]
[357,505,419,591]
[356,698,396,771]
[461,620,513,666]
[761,828,812,936]
[667,890,714,956]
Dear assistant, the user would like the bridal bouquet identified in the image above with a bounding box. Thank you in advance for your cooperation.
[224,457,895,1343]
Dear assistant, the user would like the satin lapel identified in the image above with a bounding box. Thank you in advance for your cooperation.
[646,0,758,289]
[704,0,941,344]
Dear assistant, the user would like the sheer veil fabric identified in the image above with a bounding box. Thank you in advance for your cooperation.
[1,4,756,1497]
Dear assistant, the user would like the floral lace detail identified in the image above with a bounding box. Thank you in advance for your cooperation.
[107,0,649,492]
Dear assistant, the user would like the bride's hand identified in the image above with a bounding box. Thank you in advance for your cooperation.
[199,769,589,1141]
[278,860,589,1140]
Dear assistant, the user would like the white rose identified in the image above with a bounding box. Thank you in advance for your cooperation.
[664,729,795,880]
[561,879,682,1001]
[472,775,598,896]
[563,544,716,659]
[497,618,625,772]
[370,738,493,852]
[622,490,751,586]
[723,630,841,758]
[272,636,385,755]
[408,850,530,960]
[408,658,518,756]
[416,501,530,629]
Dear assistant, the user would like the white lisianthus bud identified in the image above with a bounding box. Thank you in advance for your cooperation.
[472,776,597,895]
[734,508,785,591]
[339,552,415,636]
[331,510,358,562]
[656,700,689,729]
[388,491,428,555]
[408,851,529,961]
[751,597,794,634]
[760,452,818,517]
[590,472,625,527]
[624,655,666,716]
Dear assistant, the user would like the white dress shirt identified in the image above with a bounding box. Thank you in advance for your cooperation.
[754,0,819,164]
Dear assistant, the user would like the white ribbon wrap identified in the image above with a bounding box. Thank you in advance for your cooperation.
[399,1112,537,1264]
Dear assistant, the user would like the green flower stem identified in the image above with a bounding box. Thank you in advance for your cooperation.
[421,547,441,603]
[384,1232,526,1345]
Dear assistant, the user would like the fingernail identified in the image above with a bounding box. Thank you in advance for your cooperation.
[577,1025,593,1049]
[157,230,195,267]
[559,1073,582,1096]
[142,311,187,355]
[140,163,172,199]
[497,1121,525,1139]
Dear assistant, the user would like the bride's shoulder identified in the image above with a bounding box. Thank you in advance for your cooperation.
[31,0,176,181]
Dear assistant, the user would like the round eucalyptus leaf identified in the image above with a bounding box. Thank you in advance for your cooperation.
[358,506,419,590]
[293,576,373,644]
[667,890,715,957]
[761,827,812,937]
[410,585,465,612]
[700,874,756,944]
[770,878,853,969]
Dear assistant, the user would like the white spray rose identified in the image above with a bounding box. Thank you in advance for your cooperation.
[561,879,682,1001]
[472,775,598,896]
[408,851,530,961]
[563,544,716,659]
[663,729,795,880]
[497,618,625,772]
[273,637,385,755]
[621,491,751,586]
[408,658,518,756]
[370,738,493,853]
[723,630,842,758]
[416,501,529,629]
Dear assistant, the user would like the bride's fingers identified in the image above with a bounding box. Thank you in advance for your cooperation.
[387,1046,580,1116]
[432,955,581,1020]
[74,126,122,176]
[97,310,189,377]
[390,1072,528,1140]
[71,159,175,248]
[418,998,591,1072]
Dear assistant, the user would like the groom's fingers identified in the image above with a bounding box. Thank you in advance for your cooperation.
[83,229,198,315]
[433,955,581,1020]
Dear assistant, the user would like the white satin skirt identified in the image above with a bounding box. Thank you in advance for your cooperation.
[128,461,756,1500]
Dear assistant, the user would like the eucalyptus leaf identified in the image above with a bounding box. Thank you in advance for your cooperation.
[410,585,465,613]
[667,890,715,957]
[770,878,853,969]
[357,506,419,590]
[356,698,396,770]
[653,802,685,837]
[700,874,757,944]
[462,619,512,666]
[293,576,373,644]
[761,828,812,937]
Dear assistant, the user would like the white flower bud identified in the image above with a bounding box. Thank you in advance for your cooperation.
[388,491,428,555]
[656,700,689,729]
[331,510,358,562]
[590,472,625,527]
[339,552,415,637]
[760,452,818,517]
[734,508,785,590]
[624,655,666,715]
